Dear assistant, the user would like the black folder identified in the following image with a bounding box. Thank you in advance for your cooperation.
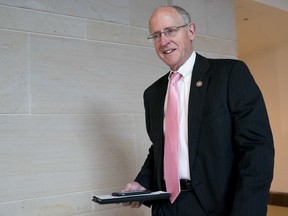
[92,191,170,204]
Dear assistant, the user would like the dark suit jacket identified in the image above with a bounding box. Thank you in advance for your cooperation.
[135,53,274,216]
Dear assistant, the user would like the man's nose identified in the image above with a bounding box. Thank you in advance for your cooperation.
[159,33,170,45]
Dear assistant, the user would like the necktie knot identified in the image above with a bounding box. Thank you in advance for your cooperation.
[170,72,182,85]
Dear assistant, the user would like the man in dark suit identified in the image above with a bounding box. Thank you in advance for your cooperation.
[123,5,274,216]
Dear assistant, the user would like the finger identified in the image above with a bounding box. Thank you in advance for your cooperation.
[135,202,142,208]
[123,183,134,191]
[122,202,130,207]
[130,201,142,208]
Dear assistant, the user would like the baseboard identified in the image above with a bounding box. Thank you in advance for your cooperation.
[269,192,288,207]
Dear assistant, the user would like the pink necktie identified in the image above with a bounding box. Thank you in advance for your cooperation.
[164,72,182,203]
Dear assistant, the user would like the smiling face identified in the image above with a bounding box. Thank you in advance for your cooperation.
[149,7,195,71]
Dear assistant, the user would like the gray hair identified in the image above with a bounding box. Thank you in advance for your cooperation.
[149,5,192,27]
[171,5,191,25]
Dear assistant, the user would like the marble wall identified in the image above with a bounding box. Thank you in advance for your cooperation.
[0,0,236,215]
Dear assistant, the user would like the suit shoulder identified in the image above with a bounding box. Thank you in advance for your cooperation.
[207,58,247,69]
[144,73,168,95]
[195,53,249,75]
[202,57,251,78]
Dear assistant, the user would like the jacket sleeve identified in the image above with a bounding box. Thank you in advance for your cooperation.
[228,61,274,216]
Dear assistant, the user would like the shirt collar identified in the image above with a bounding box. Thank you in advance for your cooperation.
[169,51,196,80]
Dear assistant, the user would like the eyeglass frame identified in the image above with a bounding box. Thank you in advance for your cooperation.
[147,24,189,42]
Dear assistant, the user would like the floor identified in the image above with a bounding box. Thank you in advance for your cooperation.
[267,205,288,216]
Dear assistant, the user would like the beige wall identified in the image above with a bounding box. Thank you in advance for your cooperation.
[239,42,288,193]
[0,0,236,215]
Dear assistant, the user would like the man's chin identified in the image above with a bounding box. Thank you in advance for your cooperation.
[162,60,177,70]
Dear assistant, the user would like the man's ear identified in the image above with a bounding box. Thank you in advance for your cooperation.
[188,23,196,40]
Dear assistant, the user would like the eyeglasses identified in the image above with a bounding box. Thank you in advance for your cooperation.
[147,24,188,42]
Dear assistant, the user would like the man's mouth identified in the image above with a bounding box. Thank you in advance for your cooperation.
[163,48,176,54]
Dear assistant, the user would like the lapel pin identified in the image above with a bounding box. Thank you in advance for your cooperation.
[196,81,203,88]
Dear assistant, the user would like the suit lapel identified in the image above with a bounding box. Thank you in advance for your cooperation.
[188,54,210,172]
[154,74,168,143]
[152,73,169,149]
[152,73,169,189]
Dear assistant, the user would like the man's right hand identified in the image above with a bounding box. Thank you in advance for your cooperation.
[121,182,146,208]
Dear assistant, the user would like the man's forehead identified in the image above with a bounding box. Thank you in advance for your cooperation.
[149,8,181,29]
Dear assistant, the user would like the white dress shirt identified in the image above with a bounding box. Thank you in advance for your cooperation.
[165,51,196,180]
